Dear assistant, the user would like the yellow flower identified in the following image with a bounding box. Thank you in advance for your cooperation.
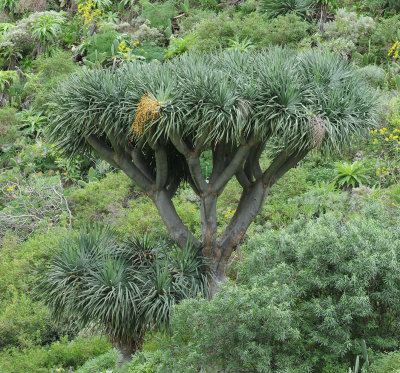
[6,187,13,192]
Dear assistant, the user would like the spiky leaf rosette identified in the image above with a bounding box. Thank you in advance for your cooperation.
[37,225,208,349]
[260,0,314,19]
[48,49,376,161]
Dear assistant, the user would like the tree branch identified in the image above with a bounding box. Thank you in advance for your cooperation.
[169,131,209,194]
[213,136,258,193]
[152,189,201,249]
[235,168,251,189]
[86,134,153,192]
[210,142,225,184]
[262,148,309,187]
[148,139,168,189]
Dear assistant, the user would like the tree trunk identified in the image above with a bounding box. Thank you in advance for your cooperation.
[207,180,270,296]
[115,342,135,368]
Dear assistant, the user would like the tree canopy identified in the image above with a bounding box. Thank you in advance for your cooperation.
[47,48,377,290]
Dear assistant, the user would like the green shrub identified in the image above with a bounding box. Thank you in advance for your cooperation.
[143,200,400,371]
[24,50,77,111]
[370,15,400,64]
[324,8,375,45]
[258,13,312,46]
[0,292,57,350]
[141,1,177,29]
[30,12,65,55]
[369,351,400,373]
[323,8,375,57]
[133,41,165,61]
[75,348,121,373]
[0,107,18,167]
[84,30,118,63]
[0,335,111,373]
[333,161,368,190]
[189,12,312,52]
[358,65,387,88]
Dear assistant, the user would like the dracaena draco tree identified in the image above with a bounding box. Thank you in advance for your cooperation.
[47,48,377,294]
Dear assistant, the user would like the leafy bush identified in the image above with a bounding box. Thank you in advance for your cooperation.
[165,34,197,59]
[140,1,177,29]
[137,200,400,371]
[369,351,400,373]
[189,12,312,51]
[30,12,65,55]
[0,224,74,350]
[83,30,118,63]
[131,21,165,45]
[369,15,400,64]
[38,224,208,352]
[324,9,375,45]
[358,64,386,88]
[24,50,77,111]
[0,107,18,167]
[0,336,111,373]
[75,348,121,373]
[323,8,375,57]
[0,292,57,350]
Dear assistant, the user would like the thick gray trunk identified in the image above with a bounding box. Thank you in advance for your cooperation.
[207,181,269,296]
[200,194,217,258]
[152,189,200,248]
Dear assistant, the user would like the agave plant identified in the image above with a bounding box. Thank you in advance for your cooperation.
[334,161,368,190]
[37,225,208,359]
[260,0,314,19]
[227,37,256,52]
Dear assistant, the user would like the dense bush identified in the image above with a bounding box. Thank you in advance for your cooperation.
[75,348,121,373]
[129,199,400,372]
[140,1,177,29]
[0,335,111,373]
[23,50,77,110]
[189,12,312,51]
[369,351,400,373]
[0,227,73,349]
[0,107,18,167]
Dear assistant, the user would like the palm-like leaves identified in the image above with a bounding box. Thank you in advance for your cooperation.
[37,225,208,349]
[260,0,314,19]
[47,49,377,164]
[31,13,65,48]
[334,161,368,189]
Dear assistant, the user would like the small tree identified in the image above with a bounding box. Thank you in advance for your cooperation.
[38,225,208,358]
[48,49,377,294]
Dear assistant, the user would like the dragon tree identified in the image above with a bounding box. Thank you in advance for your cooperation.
[48,49,377,294]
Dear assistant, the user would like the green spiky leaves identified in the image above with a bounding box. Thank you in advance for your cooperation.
[47,49,377,159]
[37,225,208,348]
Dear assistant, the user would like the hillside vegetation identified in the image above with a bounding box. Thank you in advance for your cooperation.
[2,0,400,372]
